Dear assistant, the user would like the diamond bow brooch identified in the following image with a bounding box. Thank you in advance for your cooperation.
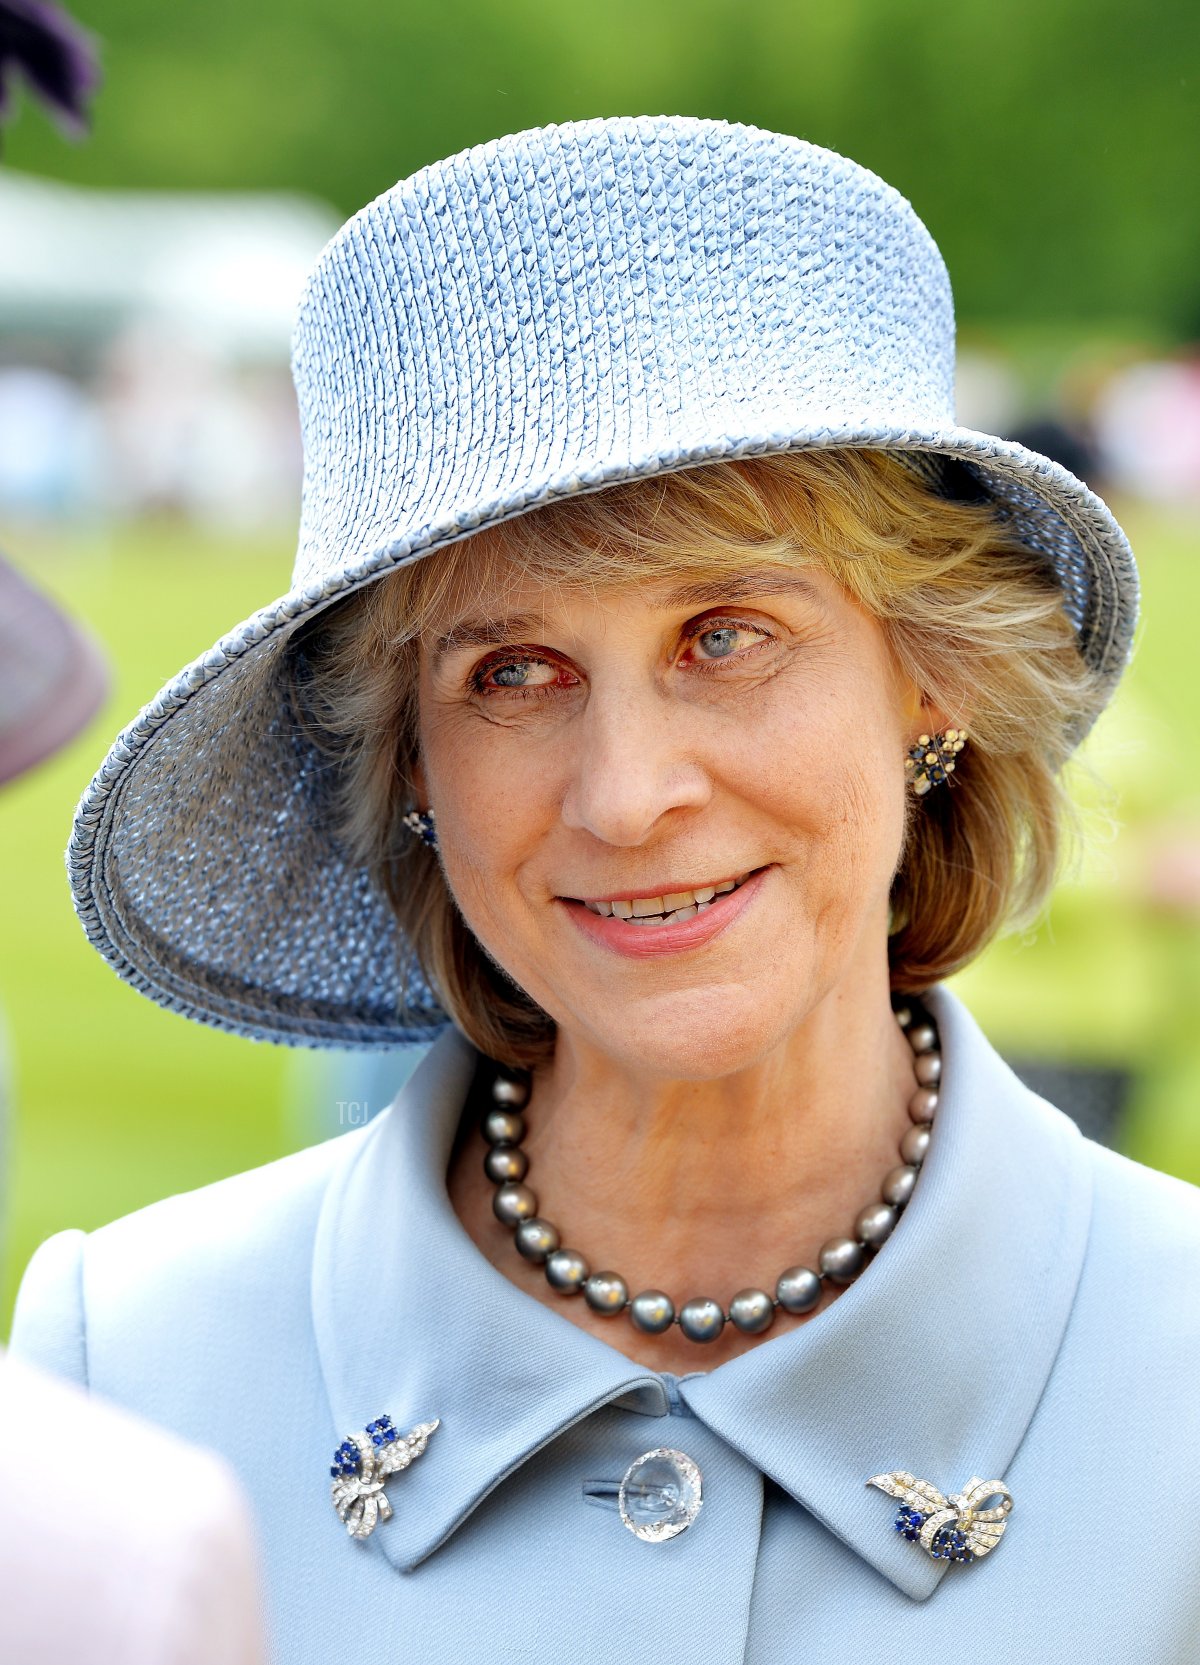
[330,1415,440,1540]
[867,1470,1013,1564]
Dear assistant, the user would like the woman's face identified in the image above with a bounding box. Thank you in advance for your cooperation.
[415,558,931,1078]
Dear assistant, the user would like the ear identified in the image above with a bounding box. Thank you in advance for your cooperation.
[410,756,428,807]
[901,684,963,746]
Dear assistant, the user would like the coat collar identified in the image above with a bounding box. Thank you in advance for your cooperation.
[311,985,1092,1600]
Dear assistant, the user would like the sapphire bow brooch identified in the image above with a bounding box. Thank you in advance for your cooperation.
[330,1415,440,1540]
[867,1470,1013,1564]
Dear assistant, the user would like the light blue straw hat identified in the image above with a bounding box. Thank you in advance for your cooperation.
[68,114,1139,1049]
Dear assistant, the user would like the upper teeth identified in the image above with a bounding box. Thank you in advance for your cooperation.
[583,873,751,922]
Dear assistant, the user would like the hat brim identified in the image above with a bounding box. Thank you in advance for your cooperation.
[68,425,1137,1048]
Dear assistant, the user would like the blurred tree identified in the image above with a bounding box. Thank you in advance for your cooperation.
[0,0,1196,332]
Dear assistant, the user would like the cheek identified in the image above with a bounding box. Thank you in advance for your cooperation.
[833,747,907,877]
[799,758,904,888]
[437,774,520,902]
[750,676,905,886]
[423,720,554,926]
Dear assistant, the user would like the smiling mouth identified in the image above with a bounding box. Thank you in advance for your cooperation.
[574,869,757,927]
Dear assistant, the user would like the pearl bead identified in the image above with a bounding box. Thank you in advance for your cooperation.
[855,1201,898,1246]
[514,1217,560,1262]
[893,1004,913,1030]
[630,1291,676,1333]
[909,1086,938,1123]
[484,1145,529,1184]
[906,1023,937,1055]
[545,1249,589,1292]
[914,1051,941,1086]
[678,1298,726,1342]
[492,1181,538,1224]
[484,1107,526,1146]
[818,1236,865,1284]
[491,1075,530,1108]
[776,1265,822,1313]
[900,1124,930,1166]
[584,1271,629,1314]
[882,1164,918,1207]
[729,1289,775,1334]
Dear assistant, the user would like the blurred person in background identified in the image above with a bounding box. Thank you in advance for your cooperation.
[0,8,267,1661]
[8,116,1200,1663]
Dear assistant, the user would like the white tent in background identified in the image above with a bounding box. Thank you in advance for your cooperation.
[0,169,341,360]
[0,172,342,521]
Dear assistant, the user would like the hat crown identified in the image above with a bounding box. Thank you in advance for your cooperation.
[290,116,955,592]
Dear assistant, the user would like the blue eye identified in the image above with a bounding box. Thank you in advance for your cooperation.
[698,626,740,658]
[470,654,569,697]
[687,617,775,673]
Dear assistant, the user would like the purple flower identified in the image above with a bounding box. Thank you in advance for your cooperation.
[0,0,101,140]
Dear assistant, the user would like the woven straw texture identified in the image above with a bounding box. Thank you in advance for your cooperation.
[68,115,1139,1048]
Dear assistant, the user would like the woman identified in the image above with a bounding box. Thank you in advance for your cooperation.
[11,117,1200,1661]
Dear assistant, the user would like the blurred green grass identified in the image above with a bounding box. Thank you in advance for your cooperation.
[0,519,297,1332]
[2,502,1199,1334]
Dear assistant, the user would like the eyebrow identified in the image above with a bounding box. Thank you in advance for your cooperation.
[431,568,823,658]
[661,570,823,608]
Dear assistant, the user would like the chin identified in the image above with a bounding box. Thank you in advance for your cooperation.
[581,989,801,1081]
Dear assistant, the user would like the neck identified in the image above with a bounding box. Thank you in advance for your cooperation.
[447,969,922,1372]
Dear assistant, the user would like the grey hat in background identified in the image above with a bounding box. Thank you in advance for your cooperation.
[0,558,109,784]
[65,115,1140,1050]
[0,3,106,777]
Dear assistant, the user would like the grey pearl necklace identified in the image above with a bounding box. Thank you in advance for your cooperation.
[481,1001,941,1343]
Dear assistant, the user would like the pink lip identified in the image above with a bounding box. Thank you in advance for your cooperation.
[559,866,769,959]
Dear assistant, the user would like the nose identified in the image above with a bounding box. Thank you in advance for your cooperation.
[559,679,712,845]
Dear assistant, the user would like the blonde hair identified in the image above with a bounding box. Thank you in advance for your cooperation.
[287,448,1106,1069]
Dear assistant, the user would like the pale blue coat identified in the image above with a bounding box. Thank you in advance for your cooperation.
[10,987,1200,1663]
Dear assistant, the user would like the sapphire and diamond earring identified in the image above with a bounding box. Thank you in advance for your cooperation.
[905,728,967,797]
[867,1470,1013,1565]
[401,807,438,849]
